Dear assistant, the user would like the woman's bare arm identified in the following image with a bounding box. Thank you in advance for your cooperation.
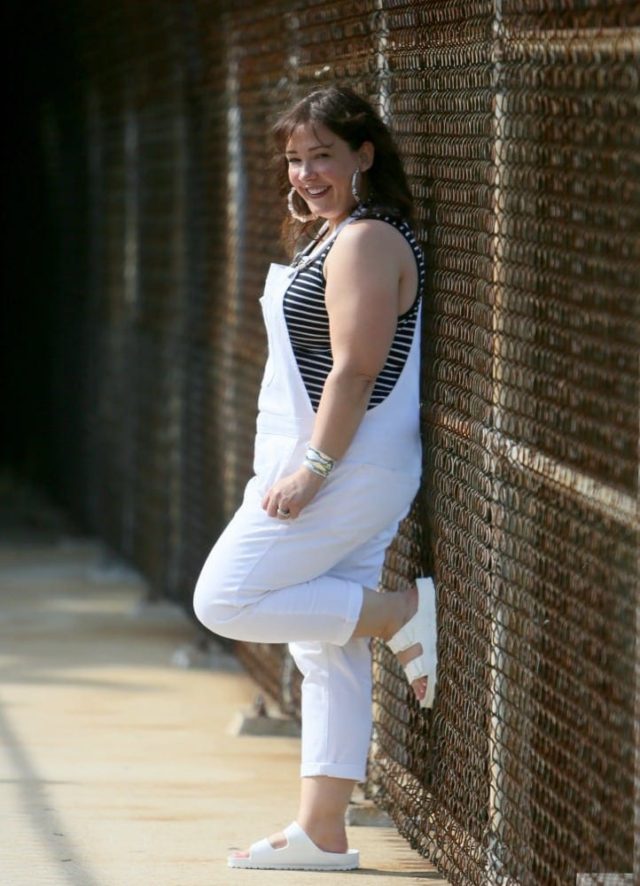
[309,219,407,460]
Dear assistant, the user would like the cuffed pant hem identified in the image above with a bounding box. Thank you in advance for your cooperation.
[334,582,364,646]
[300,762,366,782]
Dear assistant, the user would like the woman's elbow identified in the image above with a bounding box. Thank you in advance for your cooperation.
[327,365,377,398]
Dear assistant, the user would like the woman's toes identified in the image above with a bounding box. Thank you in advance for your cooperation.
[395,644,428,701]
[229,830,287,860]
[412,676,428,702]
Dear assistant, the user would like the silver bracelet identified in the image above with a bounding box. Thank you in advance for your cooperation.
[303,446,336,480]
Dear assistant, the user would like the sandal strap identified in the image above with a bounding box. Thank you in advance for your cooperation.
[387,626,416,655]
[246,837,276,860]
[387,577,436,655]
[403,656,428,683]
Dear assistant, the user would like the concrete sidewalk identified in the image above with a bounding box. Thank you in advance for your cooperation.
[0,537,447,886]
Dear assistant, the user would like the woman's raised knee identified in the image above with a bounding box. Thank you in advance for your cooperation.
[192,578,242,639]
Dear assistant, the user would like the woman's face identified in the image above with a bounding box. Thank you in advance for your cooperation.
[285,122,373,228]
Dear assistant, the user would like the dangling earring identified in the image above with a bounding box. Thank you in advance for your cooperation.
[351,168,363,204]
[287,187,315,222]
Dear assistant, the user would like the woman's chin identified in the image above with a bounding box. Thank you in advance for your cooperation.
[314,206,351,224]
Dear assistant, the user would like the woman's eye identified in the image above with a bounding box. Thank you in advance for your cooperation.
[287,158,300,165]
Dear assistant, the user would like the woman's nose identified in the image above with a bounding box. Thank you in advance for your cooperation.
[299,161,316,180]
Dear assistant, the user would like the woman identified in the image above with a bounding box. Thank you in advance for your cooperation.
[193,85,437,872]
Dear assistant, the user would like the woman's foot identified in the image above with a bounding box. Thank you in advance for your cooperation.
[229,823,347,860]
[227,821,359,870]
[385,584,430,703]
[297,820,348,854]
[231,775,355,860]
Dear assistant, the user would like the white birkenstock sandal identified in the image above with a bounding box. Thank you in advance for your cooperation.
[386,576,438,709]
[227,821,359,870]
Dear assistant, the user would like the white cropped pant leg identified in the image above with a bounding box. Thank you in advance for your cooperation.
[289,525,398,781]
[193,459,418,782]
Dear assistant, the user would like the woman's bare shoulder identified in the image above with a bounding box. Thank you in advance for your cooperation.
[339,216,404,242]
[329,216,412,269]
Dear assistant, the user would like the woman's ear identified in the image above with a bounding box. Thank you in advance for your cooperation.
[359,141,375,172]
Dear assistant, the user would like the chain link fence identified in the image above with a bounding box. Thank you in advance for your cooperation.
[34,1,638,883]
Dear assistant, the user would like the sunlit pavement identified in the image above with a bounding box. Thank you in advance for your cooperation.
[0,537,447,885]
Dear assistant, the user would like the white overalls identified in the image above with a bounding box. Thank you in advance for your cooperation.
[193,214,422,782]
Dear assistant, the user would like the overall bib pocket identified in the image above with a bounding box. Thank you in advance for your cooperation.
[252,432,301,496]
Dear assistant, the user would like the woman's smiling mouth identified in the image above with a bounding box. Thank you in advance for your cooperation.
[305,186,331,198]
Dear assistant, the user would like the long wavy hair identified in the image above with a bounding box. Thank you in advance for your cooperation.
[272,86,415,254]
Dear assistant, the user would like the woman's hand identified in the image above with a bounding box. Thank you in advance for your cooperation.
[262,466,325,520]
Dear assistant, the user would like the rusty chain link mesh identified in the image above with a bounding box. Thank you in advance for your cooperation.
[35,1,638,883]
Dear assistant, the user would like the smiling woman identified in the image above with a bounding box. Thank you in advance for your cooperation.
[193,85,438,872]
[274,86,415,253]
[284,123,374,230]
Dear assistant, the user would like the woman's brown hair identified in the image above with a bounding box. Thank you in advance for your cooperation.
[272,85,415,254]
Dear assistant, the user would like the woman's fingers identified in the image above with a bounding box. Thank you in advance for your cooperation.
[262,490,298,520]
[262,468,323,519]
[273,500,299,520]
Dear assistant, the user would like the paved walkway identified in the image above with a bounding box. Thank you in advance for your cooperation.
[0,536,447,886]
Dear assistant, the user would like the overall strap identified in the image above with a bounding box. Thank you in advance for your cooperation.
[289,210,361,276]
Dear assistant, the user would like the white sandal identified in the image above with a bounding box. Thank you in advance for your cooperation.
[386,576,438,709]
[227,821,360,870]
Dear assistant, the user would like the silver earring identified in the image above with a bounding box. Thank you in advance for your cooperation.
[351,169,362,204]
[287,187,315,222]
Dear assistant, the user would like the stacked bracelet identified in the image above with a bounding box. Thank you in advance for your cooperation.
[303,445,336,480]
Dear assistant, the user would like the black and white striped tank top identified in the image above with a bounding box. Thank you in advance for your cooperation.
[283,209,425,412]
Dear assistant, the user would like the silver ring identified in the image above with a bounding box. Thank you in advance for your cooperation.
[277,507,291,519]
